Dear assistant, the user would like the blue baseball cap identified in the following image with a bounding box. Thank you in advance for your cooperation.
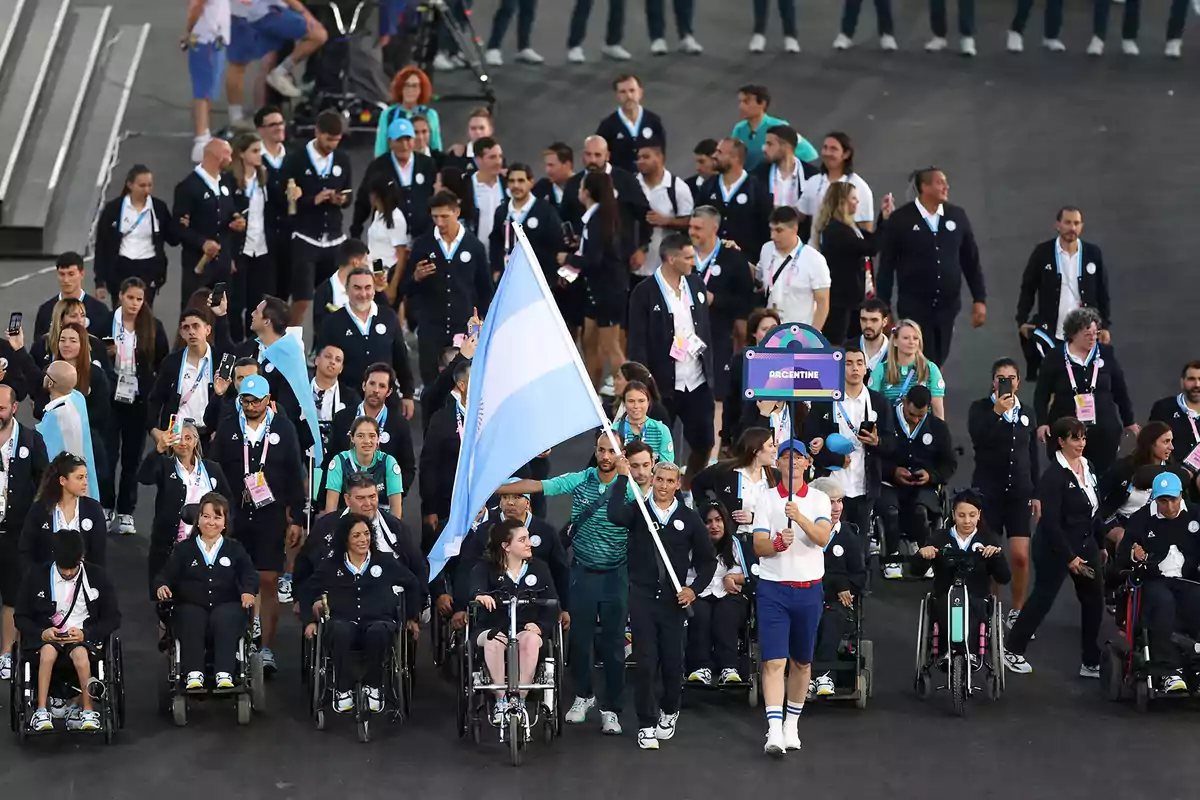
[776,439,809,459]
[504,477,530,499]
[1151,471,1183,500]
[239,375,270,400]
[388,117,415,140]
[826,433,855,456]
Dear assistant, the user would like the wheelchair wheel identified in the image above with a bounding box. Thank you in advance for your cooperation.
[113,638,126,728]
[1101,643,1125,702]
[314,708,327,731]
[950,654,968,717]
[913,596,930,685]
[858,639,875,707]
[748,671,760,707]
[508,714,523,767]
[1135,677,1151,713]
[357,717,371,743]
[236,693,252,726]
[171,695,188,727]
[249,649,267,712]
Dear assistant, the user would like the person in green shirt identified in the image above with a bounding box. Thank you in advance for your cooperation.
[731,84,818,172]
[867,319,947,419]
[322,417,404,518]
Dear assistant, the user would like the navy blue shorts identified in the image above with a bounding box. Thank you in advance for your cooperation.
[187,41,226,100]
[756,579,823,663]
[229,9,308,65]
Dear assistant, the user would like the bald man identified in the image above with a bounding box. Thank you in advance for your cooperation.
[563,135,651,270]
[40,362,85,461]
[174,138,239,314]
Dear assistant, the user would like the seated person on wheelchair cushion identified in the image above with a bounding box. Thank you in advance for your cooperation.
[1117,471,1200,695]
[685,501,751,687]
[809,477,866,695]
[15,528,121,732]
[469,518,559,723]
[155,492,258,692]
[918,490,1010,659]
[302,513,421,714]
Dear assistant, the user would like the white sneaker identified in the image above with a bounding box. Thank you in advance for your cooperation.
[30,708,53,731]
[566,695,595,723]
[600,709,622,734]
[960,36,976,56]
[783,725,802,751]
[602,44,632,60]
[118,513,136,535]
[334,690,353,713]
[638,726,659,749]
[600,375,616,397]
[764,727,785,755]
[1043,37,1067,52]
[656,710,678,740]
[1006,608,1021,628]
[869,538,882,556]
[0,651,12,680]
[1007,30,1024,51]
[1004,651,1033,674]
[814,673,836,696]
[680,34,703,54]
[784,36,800,53]
[1162,673,1188,693]
[266,65,302,98]
[515,47,544,64]
[1086,36,1104,55]
[1079,663,1100,680]
[484,48,504,66]
[924,36,948,51]
[432,53,459,71]
[650,38,669,55]
[719,668,743,685]
[215,672,234,690]
[567,46,586,63]
[880,33,898,50]
[807,679,816,697]
[883,563,903,580]
[252,615,262,641]
[749,33,766,52]
[364,685,383,712]
[492,696,509,724]
[1121,39,1139,55]
[104,509,115,530]
[277,575,293,604]
[833,33,853,50]
[1165,39,1182,58]
[687,667,712,685]
[185,671,205,690]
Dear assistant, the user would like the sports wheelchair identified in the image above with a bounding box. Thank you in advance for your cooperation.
[157,603,265,727]
[1101,567,1200,711]
[9,635,125,744]
[458,592,564,766]
[306,592,413,742]
[808,597,874,709]
[912,547,1006,715]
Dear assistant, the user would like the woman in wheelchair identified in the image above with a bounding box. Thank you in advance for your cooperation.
[20,453,108,571]
[154,493,257,691]
[15,529,120,731]
[469,518,558,724]
[301,514,420,714]
[918,491,1010,663]
[1116,471,1200,695]
[686,501,751,687]
[321,416,405,517]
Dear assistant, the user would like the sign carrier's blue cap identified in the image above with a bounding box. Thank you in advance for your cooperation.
[776,439,809,458]
[1151,471,1183,500]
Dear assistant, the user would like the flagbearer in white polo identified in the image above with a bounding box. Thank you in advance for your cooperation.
[752,439,832,756]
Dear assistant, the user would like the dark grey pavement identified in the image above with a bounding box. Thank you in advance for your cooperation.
[0,0,1198,797]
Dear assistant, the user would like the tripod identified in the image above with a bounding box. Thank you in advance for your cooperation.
[410,0,496,111]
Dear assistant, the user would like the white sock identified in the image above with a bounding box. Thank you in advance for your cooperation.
[765,705,783,735]
[785,701,803,735]
[229,104,244,123]
[279,55,296,72]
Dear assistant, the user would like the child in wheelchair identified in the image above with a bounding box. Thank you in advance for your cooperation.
[1116,471,1200,695]
[809,478,866,696]
[15,529,121,732]
[917,490,1010,668]
[468,518,559,725]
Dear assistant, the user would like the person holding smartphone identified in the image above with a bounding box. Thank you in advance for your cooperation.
[967,357,1039,628]
[690,427,780,537]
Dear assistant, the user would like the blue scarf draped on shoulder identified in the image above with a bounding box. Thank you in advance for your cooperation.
[262,334,324,465]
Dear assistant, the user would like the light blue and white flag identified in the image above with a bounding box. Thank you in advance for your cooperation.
[428,225,609,580]
[37,390,99,499]
[262,331,323,464]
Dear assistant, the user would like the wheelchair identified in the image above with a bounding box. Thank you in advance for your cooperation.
[458,593,564,766]
[912,549,1005,716]
[157,603,265,727]
[1100,568,1200,711]
[808,597,874,709]
[878,485,952,580]
[306,592,413,743]
[684,581,762,708]
[9,635,125,744]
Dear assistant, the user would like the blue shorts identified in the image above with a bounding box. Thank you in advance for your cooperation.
[756,579,823,663]
[228,9,308,65]
[187,42,226,100]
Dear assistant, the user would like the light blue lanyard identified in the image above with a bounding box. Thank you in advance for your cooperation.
[263,146,284,170]
[894,366,917,403]
[193,165,221,195]
[505,561,530,585]
[307,142,332,177]
[357,403,387,429]
[835,401,860,436]
[436,230,464,261]
[921,209,940,233]
[990,392,1021,423]
[245,175,258,202]
[895,406,928,441]
[649,499,678,527]
[390,152,413,187]
[197,536,224,566]
[175,459,212,495]
[822,526,837,553]
[120,197,151,234]
[52,503,74,532]
[347,306,374,336]
[1054,240,1081,277]
[345,555,370,576]
[653,268,693,310]
[695,241,721,275]
[507,199,532,226]
[177,350,211,405]
[617,106,644,139]
[1,423,19,470]
[719,172,748,204]
[952,531,976,551]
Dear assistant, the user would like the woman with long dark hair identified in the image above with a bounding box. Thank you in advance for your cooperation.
[691,427,780,534]
[20,453,107,568]
[93,164,176,308]
[798,132,876,232]
[366,174,409,306]
[685,500,751,686]
[106,277,169,535]
[1096,421,1182,545]
[566,171,625,391]
[722,308,781,451]
[227,132,270,340]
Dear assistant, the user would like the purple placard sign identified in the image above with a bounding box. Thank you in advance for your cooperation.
[743,324,846,402]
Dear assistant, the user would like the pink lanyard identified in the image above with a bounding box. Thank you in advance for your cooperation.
[1063,347,1100,395]
[242,418,272,475]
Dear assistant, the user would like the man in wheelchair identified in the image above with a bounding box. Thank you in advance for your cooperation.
[1116,471,1200,695]
[917,490,1010,665]
[809,477,866,696]
[15,529,120,732]
[301,514,421,714]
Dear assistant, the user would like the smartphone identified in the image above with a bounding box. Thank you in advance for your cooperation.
[860,420,876,436]
[997,376,1014,398]
[6,312,21,336]
[168,414,183,437]
[101,336,115,345]
[468,320,482,337]
[210,282,227,308]
[561,221,576,241]
[217,352,236,382]
[339,189,353,196]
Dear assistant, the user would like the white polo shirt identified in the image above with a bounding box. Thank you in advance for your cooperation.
[797,172,875,224]
[758,240,831,326]
[754,482,832,583]
[196,0,231,44]
[472,173,505,250]
[636,169,694,276]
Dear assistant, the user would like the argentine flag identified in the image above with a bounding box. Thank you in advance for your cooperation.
[428,225,608,580]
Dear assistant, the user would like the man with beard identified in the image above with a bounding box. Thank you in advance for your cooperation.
[857,298,892,378]
[330,363,416,493]
[694,138,772,258]
[1149,361,1200,500]
[488,163,565,284]
[351,117,438,243]
[562,135,651,269]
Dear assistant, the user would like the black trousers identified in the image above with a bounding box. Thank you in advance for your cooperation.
[92,432,115,511]
[1008,536,1102,665]
[329,618,394,691]
[238,251,276,340]
[663,382,716,454]
[684,593,746,673]
[878,484,940,557]
[902,308,956,366]
[176,602,245,676]
[841,494,874,545]
[417,326,454,388]
[107,255,166,308]
[814,601,854,663]
[629,587,685,728]
[1141,579,1200,672]
[110,400,148,515]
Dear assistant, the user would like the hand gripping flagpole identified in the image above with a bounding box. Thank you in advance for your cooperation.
[513,223,685,600]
